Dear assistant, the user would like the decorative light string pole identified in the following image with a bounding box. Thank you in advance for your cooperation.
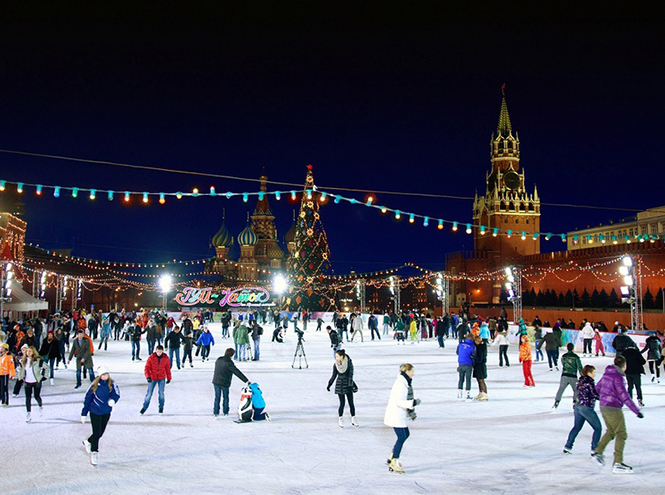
[435,272,450,316]
[0,261,14,316]
[619,256,643,331]
[389,275,401,313]
[504,266,522,323]
[355,279,366,313]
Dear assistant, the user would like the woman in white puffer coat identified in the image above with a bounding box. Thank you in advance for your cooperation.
[384,363,420,474]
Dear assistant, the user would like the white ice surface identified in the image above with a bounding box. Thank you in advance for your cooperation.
[1,323,662,495]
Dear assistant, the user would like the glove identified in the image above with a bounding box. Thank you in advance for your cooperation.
[167,380,171,384]
[327,385,331,392]
[414,398,422,406]
[81,416,86,424]
[637,412,644,419]
[108,399,116,407]
[147,378,152,383]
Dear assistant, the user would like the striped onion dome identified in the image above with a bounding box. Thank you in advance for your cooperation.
[238,224,258,246]
[212,222,233,248]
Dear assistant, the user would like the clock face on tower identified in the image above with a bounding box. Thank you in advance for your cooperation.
[503,171,520,190]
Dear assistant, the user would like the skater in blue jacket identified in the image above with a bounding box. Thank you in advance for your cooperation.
[81,366,120,466]
[249,382,270,421]
[196,326,215,362]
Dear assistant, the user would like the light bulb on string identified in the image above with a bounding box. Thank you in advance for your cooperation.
[465,224,472,234]
[142,192,149,203]
[423,216,429,227]
[409,213,415,223]
[17,182,23,193]
[71,187,78,198]
[452,222,458,232]
[124,191,131,202]
[395,210,401,220]
[53,187,60,197]
[243,193,248,203]
[275,191,281,200]
[0,180,5,191]
[36,184,43,195]
[492,228,498,237]
[438,219,444,230]
[107,190,114,201]
[89,189,96,200]
[159,193,166,204]
[210,186,216,196]
[176,192,183,200]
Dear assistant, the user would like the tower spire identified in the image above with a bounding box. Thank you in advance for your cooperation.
[497,83,512,136]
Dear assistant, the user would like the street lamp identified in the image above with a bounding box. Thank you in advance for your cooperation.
[619,256,642,331]
[159,275,172,311]
[504,266,522,323]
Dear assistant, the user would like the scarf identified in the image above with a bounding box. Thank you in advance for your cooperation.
[335,356,348,374]
[401,371,417,421]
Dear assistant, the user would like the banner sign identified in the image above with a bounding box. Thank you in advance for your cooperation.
[174,286,273,308]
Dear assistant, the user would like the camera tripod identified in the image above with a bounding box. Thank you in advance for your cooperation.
[292,337,308,369]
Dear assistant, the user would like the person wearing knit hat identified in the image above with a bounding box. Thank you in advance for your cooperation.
[39,331,61,386]
[81,365,120,466]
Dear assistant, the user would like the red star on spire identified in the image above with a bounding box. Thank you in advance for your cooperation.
[307,164,313,171]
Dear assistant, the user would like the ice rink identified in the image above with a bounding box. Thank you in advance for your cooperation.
[2,322,662,495]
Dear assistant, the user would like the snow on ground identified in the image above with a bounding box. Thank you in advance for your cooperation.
[1,322,663,495]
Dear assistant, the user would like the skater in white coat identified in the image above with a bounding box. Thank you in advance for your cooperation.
[384,363,421,474]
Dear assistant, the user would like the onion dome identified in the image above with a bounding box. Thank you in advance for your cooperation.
[267,243,284,259]
[212,222,233,248]
[238,224,258,246]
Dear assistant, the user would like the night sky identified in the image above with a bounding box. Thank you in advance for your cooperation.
[1,5,664,275]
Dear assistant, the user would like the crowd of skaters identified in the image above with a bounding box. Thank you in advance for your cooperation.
[1,305,663,474]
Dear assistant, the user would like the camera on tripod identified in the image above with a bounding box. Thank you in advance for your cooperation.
[292,330,308,369]
[295,329,305,342]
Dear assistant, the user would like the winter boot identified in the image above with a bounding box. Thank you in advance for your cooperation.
[388,458,405,474]
[457,389,463,400]
[351,416,359,427]
[338,417,344,428]
[612,462,633,474]
[83,439,92,453]
[91,452,98,466]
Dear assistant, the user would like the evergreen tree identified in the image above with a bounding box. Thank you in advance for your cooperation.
[608,288,620,308]
[286,165,333,310]
[590,288,601,308]
[557,291,566,307]
[580,288,590,307]
[599,288,609,309]
[522,290,531,305]
[573,289,580,307]
[643,287,654,309]
[536,290,546,307]
[564,289,574,307]
[545,289,557,306]
[656,288,664,312]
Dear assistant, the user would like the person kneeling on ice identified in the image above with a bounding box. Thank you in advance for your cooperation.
[591,355,643,474]
[384,363,420,474]
[249,382,269,420]
[212,348,250,418]
[81,366,120,466]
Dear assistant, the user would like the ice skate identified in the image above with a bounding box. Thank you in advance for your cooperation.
[465,393,472,402]
[26,412,31,423]
[612,462,633,474]
[477,392,488,401]
[386,453,393,465]
[91,452,98,466]
[351,416,359,427]
[591,452,605,465]
[651,376,655,382]
[159,407,164,415]
[638,399,644,407]
[140,408,146,415]
[563,447,572,455]
[553,400,559,409]
[83,439,92,453]
[388,458,405,474]
[457,389,463,400]
[50,378,54,386]
[338,417,344,428]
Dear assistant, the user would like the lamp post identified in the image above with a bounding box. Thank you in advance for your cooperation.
[159,275,173,312]
[0,261,14,317]
[504,266,522,323]
[389,276,401,313]
[619,256,643,331]
[435,272,450,316]
[272,274,289,309]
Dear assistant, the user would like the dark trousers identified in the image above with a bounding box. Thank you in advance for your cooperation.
[546,349,559,369]
[565,404,602,451]
[24,382,43,412]
[337,392,355,416]
[626,373,642,401]
[392,427,410,459]
[169,347,181,369]
[88,413,110,452]
[147,338,156,355]
[131,340,141,359]
[213,385,230,415]
[13,379,24,395]
[201,345,211,360]
[437,335,445,348]
[648,360,661,378]
[76,367,95,387]
[583,339,593,354]
[499,345,510,366]
[0,375,10,405]
[182,347,193,364]
[371,328,381,340]
[458,364,473,390]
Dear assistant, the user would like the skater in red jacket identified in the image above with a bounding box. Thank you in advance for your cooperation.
[140,345,171,415]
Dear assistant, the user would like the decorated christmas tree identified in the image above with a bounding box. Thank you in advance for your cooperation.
[286,165,333,310]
